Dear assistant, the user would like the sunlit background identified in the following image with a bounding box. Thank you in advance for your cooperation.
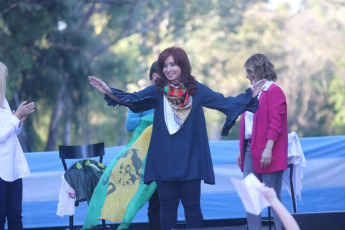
[1,0,344,152]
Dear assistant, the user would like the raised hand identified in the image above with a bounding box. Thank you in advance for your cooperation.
[261,184,278,203]
[14,101,35,121]
[251,79,266,98]
[88,76,112,95]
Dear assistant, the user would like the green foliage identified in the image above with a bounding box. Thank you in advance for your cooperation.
[1,0,345,151]
[329,56,345,135]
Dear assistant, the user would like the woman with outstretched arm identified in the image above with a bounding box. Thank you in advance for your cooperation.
[89,46,265,230]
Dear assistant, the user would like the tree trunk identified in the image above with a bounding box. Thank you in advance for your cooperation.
[45,73,69,151]
[83,107,90,145]
[63,111,72,146]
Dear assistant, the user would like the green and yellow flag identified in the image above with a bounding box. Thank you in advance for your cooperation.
[82,115,156,230]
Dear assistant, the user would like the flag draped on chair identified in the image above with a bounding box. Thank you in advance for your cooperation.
[82,115,156,230]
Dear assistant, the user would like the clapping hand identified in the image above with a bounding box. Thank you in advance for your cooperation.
[89,76,112,95]
[251,79,266,98]
[14,101,35,122]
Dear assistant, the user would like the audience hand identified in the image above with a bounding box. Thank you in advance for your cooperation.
[261,184,300,230]
[261,184,278,203]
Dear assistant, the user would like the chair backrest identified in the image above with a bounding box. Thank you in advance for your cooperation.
[58,142,105,171]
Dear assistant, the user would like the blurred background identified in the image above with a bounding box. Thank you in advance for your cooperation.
[1,0,344,152]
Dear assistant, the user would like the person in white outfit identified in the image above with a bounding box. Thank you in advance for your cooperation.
[0,61,35,230]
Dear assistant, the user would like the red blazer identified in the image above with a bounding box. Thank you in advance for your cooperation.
[239,84,288,173]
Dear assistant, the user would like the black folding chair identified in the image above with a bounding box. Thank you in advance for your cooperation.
[59,142,107,230]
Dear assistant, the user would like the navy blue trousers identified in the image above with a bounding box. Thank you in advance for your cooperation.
[156,180,203,230]
[0,178,23,230]
[148,189,161,230]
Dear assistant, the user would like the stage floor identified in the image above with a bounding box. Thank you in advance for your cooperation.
[23,218,274,230]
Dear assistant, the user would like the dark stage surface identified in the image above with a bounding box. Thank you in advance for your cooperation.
[23,211,345,230]
[23,218,258,230]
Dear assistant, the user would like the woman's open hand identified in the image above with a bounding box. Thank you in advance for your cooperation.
[14,101,35,121]
[251,79,266,98]
[89,76,112,95]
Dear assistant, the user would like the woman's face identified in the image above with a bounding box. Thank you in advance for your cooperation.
[246,69,259,85]
[163,55,181,84]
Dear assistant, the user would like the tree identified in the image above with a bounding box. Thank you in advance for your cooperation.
[1,0,344,152]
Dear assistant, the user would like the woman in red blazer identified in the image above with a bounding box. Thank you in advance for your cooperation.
[237,54,288,230]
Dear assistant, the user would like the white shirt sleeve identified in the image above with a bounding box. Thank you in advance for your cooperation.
[0,115,21,143]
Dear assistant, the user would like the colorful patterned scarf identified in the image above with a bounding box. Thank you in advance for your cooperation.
[164,82,189,107]
[163,82,192,131]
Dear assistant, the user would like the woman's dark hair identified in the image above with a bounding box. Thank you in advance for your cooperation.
[149,61,158,80]
[156,46,197,95]
[244,53,277,81]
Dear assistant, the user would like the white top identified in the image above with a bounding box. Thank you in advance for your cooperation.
[0,98,30,182]
[244,80,274,139]
[283,131,306,202]
[163,95,182,135]
[56,175,76,217]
